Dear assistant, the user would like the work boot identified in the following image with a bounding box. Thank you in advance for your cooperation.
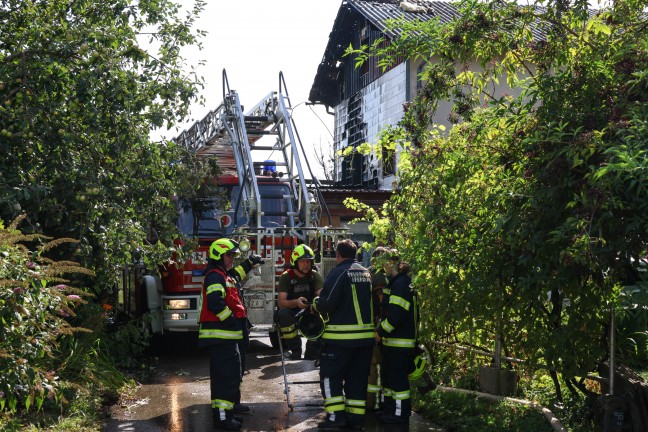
[212,417,242,430]
[346,421,365,430]
[317,418,347,429]
[317,413,347,429]
[232,403,250,414]
[283,348,302,360]
[285,338,302,359]
[378,413,409,425]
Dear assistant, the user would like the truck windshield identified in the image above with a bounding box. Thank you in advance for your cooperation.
[176,183,292,237]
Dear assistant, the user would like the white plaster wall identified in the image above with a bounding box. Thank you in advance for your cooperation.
[408,56,529,131]
[333,57,529,190]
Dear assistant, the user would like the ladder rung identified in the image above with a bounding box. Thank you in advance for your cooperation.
[247,130,277,136]
[252,161,288,167]
[262,212,296,216]
[244,115,273,122]
[248,145,278,150]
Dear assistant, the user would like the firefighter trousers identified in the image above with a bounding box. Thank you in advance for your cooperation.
[382,347,412,419]
[366,343,382,410]
[207,342,241,421]
[276,307,302,352]
[319,343,373,426]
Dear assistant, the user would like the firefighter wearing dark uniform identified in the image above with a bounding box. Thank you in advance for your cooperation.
[198,238,245,431]
[312,239,374,430]
[277,244,324,359]
[375,252,417,425]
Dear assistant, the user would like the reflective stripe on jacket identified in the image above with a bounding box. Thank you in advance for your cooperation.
[377,272,417,349]
[314,259,375,347]
[198,265,244,343]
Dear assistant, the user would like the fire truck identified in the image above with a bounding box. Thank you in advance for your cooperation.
[137,70,347,337]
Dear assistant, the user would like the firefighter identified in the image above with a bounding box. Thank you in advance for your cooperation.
[375,251,417,425]
[312,239,374,430]
[198,238,246,431]
[228,252,265,414]
[276,244,323,359]
[366,246,390,411]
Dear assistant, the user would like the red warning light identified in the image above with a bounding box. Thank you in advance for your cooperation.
[220,214,232,227]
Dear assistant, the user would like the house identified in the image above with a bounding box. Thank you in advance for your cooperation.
[308,0,522,190]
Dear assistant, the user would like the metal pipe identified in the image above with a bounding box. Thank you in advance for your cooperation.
[609,307,615,396]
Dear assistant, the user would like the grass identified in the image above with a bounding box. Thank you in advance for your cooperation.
[0,389,106,432]
[412,361,606,432]
[414,388,554,432]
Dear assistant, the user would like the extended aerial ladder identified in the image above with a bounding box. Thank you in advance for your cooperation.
[175,69,331,235]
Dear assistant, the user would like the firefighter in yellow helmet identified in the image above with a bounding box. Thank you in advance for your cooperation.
[276,244,323,359]
[198,238,245,431]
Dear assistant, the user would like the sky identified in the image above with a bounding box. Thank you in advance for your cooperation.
[161,0,343,179]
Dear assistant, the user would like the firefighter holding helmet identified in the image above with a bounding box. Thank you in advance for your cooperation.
[276,244,324,360]
[198,238,246,431]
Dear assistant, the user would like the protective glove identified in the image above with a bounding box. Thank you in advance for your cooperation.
[248,254,265,266]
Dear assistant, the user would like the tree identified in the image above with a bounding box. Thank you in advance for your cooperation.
[313,136,335,182]
[0,0,209,298]
[349,0,648,400]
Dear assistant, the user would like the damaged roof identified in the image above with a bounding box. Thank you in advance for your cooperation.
[355,0,458,36]
[308,0,552,107]
[308,0,459,107]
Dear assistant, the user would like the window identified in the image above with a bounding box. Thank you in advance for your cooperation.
[382,146,395,176]
[177,183,292,237]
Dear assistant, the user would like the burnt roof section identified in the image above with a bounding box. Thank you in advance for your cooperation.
[308,0,557,108]
[309,0,459,108]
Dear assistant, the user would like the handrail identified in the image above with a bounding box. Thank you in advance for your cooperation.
[278,71,332,226]
[222,68,230,101]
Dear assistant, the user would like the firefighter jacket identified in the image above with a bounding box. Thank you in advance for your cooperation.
[198,264,245,344]
[229,258,254,311]
[230,258,253,286]
[278,269,324,303]
[313,259,375,347]
[377,272,418,350]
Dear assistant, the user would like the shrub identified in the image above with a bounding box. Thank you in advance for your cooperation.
[0,215,94,413]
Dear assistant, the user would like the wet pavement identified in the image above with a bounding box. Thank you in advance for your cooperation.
[104,328,443,431]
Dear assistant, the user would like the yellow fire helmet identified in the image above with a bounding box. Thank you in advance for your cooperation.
[209,238,240,261]
[291,244,315,267]
[408,345,429,381]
